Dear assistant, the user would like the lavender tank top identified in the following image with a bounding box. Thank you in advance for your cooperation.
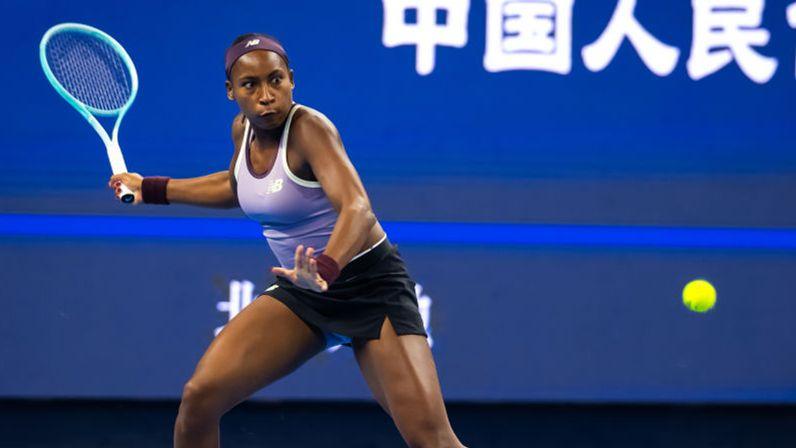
[234,104,338,269]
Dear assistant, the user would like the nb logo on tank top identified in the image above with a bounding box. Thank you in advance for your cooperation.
[257,178,284,197]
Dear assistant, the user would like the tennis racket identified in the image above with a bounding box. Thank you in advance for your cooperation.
[40,23,138,203]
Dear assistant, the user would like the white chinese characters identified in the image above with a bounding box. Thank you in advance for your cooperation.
[688,0,778,84]
[484,0,574,74]
[382,0,471,75]
[384,0,789,83]
[790,2,796,28]
[215,279,256,336]
[415,283,434,348]
[786,2,796,77]
[582,0,680,76]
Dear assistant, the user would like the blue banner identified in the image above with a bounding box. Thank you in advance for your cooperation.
[1,0,795,403]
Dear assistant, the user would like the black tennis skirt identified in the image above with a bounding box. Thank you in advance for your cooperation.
[261,237,427,345]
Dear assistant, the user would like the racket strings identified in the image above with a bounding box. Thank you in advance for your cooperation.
[46,32,132,112]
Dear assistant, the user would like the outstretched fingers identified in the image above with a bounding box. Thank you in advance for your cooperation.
[305,247,315,273]
[275,246,327,292]
[307,256,328,291]
[271,266,294,281]
[294,245,305,272]
[308,256,318,277]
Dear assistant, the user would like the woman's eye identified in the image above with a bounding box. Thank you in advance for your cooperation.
[242,82,253,88]
[271,77,282,85]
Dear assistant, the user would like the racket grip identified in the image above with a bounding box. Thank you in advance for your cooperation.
[118,183,135,204]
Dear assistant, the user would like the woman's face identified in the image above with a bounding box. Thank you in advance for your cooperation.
[226,50,294,130]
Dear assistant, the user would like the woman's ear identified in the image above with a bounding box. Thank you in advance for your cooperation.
[225,80,234,101]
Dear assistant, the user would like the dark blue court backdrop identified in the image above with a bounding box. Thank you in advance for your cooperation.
[1,1,795,403]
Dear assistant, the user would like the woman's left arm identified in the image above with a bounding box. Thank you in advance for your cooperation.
[292,110,377,267]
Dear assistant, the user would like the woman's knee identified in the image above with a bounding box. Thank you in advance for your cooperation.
[177,378,229,424]
[397,412,457,448]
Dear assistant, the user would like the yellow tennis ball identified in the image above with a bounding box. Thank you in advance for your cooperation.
[682,279,716,313]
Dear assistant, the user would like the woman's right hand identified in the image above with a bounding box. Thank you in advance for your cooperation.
[108,172,144,204]
[271,245,329,293]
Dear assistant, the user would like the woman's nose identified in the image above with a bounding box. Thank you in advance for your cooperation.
[259,86,275,103]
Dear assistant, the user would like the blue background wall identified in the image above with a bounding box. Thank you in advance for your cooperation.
[1,0,795,403]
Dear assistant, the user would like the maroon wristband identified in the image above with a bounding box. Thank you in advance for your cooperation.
[141,176,171,205]
[314,253,340,285]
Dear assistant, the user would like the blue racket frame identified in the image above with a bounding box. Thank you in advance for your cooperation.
[40,23,139,203]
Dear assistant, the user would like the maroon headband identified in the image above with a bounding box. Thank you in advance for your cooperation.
[224,34,289,79]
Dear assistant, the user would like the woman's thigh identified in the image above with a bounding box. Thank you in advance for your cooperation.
[353,318,458,445]
[183,294,326,412]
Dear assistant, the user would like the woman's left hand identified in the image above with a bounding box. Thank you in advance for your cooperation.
[271,245,329,292]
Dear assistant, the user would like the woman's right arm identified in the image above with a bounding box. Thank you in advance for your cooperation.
[108,114,245,209]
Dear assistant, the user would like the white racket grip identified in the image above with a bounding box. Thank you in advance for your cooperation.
[107,141,128,175]
[106,140,134,203]
[118,183,135,204]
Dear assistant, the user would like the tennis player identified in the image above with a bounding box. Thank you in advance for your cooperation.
[109,34,465,448]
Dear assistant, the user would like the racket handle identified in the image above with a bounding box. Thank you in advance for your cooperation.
[118,183,135,204]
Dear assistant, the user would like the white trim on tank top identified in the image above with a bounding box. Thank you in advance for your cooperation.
[234,104,322,189]
[280,104,322,189]
[233,118,250,183]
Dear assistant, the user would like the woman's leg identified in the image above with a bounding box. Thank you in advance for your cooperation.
[353,317,466,448]
[174,295,326,448]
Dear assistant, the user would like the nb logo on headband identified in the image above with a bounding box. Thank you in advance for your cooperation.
[245,39,260,48]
